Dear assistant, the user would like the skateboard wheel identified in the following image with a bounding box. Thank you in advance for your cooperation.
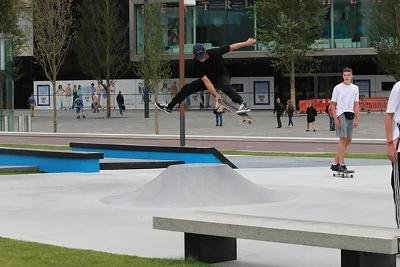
[350,175,353,178]
[333,173,335,177]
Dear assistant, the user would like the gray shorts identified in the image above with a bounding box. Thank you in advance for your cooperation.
[336,114,354,138]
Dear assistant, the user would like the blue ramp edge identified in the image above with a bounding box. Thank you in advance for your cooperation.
[0,148,103,173]
[70,143,237,169]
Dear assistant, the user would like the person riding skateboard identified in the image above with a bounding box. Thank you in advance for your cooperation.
[155,38,256,114]
[330,67,360,173]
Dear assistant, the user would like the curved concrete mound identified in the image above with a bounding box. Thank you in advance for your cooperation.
[102,164,282,208]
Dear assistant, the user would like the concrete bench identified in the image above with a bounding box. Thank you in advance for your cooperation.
[153,211,400,267]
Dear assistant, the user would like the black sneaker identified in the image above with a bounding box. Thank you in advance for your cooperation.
[340,164,348,172]
[237,102,250,114]
[155,102,172,113]
[331,163,340,171]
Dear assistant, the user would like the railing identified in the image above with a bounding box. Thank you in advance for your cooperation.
[298,98,388,113]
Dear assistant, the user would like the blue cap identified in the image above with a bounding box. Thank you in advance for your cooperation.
[193,43,206,60]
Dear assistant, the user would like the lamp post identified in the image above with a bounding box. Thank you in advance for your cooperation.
[178,0,195,146]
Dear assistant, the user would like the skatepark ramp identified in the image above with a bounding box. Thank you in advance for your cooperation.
[102,164,281,208]
[70,142,237,169]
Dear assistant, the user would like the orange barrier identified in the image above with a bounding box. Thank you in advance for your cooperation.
[298,98,388,113]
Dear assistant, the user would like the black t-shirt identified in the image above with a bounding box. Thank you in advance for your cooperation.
[193,45,230,82]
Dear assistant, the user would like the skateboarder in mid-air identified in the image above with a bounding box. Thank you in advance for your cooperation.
[155,38,256,114]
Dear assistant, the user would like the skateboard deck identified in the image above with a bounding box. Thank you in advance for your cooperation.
[332,170,354,178]
[218,100,255,124]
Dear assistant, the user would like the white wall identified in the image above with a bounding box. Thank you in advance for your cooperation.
[33,77,275,110]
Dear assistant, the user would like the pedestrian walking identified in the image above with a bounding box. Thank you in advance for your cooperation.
[286,99,295,127]
[273,98,284,128]
[214,103,225,127]
[116,91,125,116]
[330,67,360,172]
[306,102,317,132]
[73,96,85,119]
[27,94,36,117]
[385,81,400,228]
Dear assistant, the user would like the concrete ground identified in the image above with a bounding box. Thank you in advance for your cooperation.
[0,158,397,267]
[15,109,386,139]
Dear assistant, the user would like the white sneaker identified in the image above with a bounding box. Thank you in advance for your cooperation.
[237,102,250,114]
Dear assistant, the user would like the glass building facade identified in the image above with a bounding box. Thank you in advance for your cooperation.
[131,0,373,56]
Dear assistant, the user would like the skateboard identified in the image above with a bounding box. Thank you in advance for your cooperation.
[218,100,255,124]
[332,170,354,178]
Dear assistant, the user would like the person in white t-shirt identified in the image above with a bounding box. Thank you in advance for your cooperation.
[330,67,360,172]
[385,81,400,228]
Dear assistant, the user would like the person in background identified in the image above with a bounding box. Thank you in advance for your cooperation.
[306,102,317,132]
[273,98,285,128]
[286,99,295,127]
[214,102,225,127]
[116,91,125,116]
[73,96,85,119]
[326,102,335,131]
[27,94,36,117]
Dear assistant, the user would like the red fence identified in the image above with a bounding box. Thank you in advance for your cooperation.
[298,98,388,113]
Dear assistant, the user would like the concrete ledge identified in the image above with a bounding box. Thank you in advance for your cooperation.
[100,159,184,170]
[0,148,103,173]
[0,166,39,172]
[0,132,386,145]
[70,142,237,168]
[153,211,400,255]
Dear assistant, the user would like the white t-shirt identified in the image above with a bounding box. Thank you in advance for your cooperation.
[386,81,400,143]
[331,83,359,116]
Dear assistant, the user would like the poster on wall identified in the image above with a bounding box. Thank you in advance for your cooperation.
[353,80,371,98]
[253,81,270,105]
[37,84,50,106]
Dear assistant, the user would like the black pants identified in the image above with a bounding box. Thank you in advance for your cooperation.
[167,76,243,109]
[391,156,400,228]
[276,114,282,128]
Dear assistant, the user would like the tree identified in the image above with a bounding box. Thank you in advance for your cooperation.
[0,0,19,35]
[255,0,325,107]
[371,0,400,80]
[32,0,74,132]
[75,0,130,118]
[135,2,170,134]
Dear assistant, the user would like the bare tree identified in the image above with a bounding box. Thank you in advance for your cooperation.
[32,0,74,132]
[75,0,130,118]
[135,2,170,134]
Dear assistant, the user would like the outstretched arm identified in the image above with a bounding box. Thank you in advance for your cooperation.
[201,75,221,101]
[229,38,256,51]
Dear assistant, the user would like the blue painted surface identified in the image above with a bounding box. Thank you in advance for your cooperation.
[0,154,99,173]
[72,147,222,164]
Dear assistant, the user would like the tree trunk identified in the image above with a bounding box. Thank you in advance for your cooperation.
[52,80,57,133]
[106,80,111,118]
[290,57,296,109]
[154,92,159,135]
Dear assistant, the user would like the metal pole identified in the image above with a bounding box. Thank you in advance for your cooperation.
[330,0,334,48]
[179,0,186,146]
[143,0,150,118]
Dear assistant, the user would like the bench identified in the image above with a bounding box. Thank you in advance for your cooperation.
[153,211,400,267]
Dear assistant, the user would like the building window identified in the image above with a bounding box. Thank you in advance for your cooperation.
[382,82,396,91]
